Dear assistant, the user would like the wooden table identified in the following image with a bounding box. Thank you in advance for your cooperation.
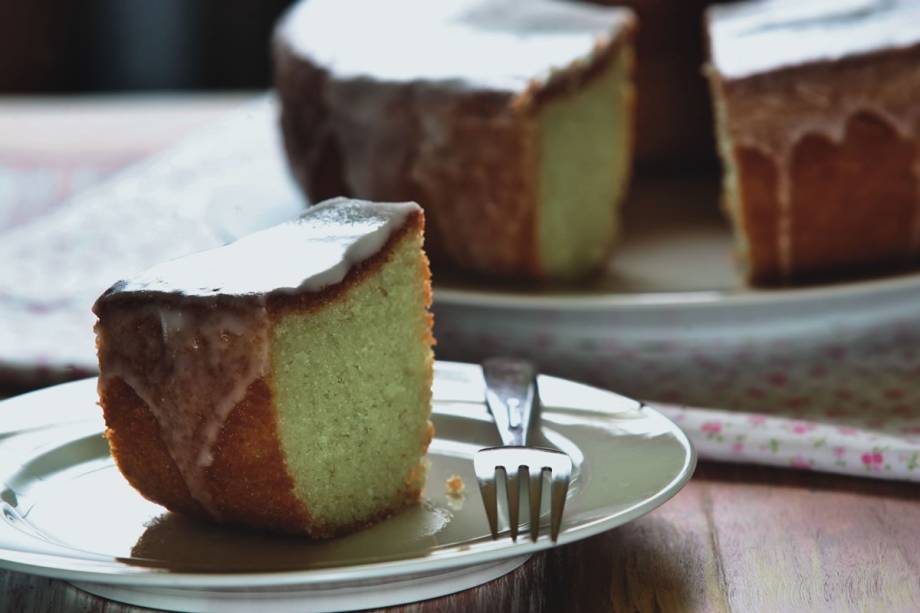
[2,97,919,612]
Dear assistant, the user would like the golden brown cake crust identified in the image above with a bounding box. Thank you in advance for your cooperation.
[708,37,920,286]
[97,211,433,538]
[732,113,919,286]
[101,376,315,534]
[101,376,208,521]
[273,22,635,279]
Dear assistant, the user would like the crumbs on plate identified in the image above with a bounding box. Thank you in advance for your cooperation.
[445,474,465,496]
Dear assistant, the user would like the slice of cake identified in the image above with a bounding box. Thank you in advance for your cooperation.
[274,0,637,280]
[706,0,920,285]
[93,198,435,537]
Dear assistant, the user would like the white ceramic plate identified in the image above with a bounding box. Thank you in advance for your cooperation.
[0,361,694,612]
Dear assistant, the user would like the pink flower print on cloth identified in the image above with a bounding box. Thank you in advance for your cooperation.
[861,451,886,472]
[653,405,917,482]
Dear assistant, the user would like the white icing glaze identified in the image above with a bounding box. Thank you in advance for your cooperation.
[709,0,920,80]
[101,304,270,516]
[97,198,418,517]
[110,198,419,297]
[276,0,632,92]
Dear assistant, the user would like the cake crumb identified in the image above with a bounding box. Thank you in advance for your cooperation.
[445,475,465,496]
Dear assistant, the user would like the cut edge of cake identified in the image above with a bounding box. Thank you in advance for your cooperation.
[529,31,636,278]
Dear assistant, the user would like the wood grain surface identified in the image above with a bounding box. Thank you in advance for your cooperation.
[3,462,919,613]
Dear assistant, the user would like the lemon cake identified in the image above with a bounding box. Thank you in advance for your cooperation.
[706,0,920,285]
[274,0,637,280]
[93,198,435,537]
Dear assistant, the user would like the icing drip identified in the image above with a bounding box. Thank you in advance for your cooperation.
[731,97,920,280]
[710,0,920,281]
[710,0,920,279]
[99,303,270,517]
[775,167,793,278]
[95,198,418,516]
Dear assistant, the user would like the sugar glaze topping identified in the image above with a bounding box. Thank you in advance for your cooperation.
[95,198,419,517]
[109,198,419,298]
[277,0,633,92]
[709,0,920,80]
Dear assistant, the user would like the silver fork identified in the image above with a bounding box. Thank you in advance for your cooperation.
[474,357,573,543]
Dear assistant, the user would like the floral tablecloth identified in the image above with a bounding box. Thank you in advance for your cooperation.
[649,322,920,479]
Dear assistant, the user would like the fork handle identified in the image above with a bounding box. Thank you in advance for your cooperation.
[483,357,538,447]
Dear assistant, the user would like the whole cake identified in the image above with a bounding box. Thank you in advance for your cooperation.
[706,0,920,285]
[274,0,637,280]
[93,198,435,537]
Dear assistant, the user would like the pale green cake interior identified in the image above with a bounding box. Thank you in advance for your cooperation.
[270,234,432,531]
[710,83,748,266]
[537,46,634,278]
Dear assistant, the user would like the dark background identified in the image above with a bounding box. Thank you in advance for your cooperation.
[0,0,720,168]
[0,1,293,93]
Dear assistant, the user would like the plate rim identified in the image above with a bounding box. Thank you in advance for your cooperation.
[0,363,696,589]
[432,270,920,312]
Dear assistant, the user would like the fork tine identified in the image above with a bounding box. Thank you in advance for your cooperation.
[477,468,500,539]
[476,446,572,542]
[506,465,524,541]
[549,468,570,542]
[528,467,544,542]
